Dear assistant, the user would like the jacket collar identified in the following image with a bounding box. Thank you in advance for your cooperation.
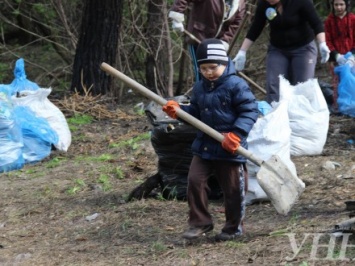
[200,59,235,90]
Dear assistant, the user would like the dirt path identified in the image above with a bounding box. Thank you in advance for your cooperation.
[1,103,355,265]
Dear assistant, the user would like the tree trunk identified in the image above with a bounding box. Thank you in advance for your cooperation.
[145,0,173,97]
[71,0,123,95]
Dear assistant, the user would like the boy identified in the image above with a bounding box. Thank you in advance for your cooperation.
[162,39,258,241]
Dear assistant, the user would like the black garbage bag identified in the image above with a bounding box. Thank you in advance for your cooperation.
[145,96,222,200]
[318,80,334,106]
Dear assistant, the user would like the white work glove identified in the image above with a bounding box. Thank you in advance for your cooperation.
[168,11,185,32]
[233,50,246,71]
[346,55,355,67]
[221,40,229,52]
[318,42,330,63]
[172,21,184,32]
[336,54,346,65]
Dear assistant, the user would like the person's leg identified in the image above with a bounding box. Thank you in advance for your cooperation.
[214,161,246,240]
[184,156,213,239]
[188,44,201,82]
[289,41,317,85]
[266,45,290,103]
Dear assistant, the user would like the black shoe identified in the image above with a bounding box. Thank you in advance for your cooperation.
[182,224,214,240]
[215,232,241,241]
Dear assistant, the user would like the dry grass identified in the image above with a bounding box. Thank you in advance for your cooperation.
[1,95,355,265]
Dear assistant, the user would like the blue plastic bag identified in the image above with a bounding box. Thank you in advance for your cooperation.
[0,84,12,98]
[0,90,24,173]
[257,101,272,116]
[334,64,355,117]
[9,58,39,95]
[13,106,58,163]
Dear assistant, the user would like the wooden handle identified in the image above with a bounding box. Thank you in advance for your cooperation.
[238,72,266,94]
[100,62,263,166]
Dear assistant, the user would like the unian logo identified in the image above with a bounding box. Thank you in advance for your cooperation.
[285,233,355,261]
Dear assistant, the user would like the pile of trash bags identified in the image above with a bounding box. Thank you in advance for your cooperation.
[0,58,71,173]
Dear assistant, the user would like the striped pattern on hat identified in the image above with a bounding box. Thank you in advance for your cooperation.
[196,38,228,66]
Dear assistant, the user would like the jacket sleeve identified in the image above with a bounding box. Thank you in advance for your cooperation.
[324,16,339,62]
[180,89,200,120]
[351,14,355,54]
[246,0,267,42]
[301,0,324,35]
[221,0,246,44]
[231,79,259,138]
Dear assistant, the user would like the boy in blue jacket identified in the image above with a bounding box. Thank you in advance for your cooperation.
[162,38,258,241]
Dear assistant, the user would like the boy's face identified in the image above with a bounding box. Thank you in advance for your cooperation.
[199,63,226,81]
[333,0,347,17]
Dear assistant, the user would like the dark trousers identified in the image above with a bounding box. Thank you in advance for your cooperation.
[266,41,317,103]
[188,44,201,82]
[187,155,247,234]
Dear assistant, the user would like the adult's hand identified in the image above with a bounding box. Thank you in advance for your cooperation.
[319,42,330,63]
[172,21,184,32]
[168,11,185,32]
[233,50,246,71]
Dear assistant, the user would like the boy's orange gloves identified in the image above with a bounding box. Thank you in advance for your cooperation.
[221,132,241,154]
[162,100,180,119]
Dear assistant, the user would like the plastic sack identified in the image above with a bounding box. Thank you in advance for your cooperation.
[246,101,297,204]
[13,88,71,151]
[257,101,272,116]
[9,58,39,95]
[151,123,197,200]
[0,84,12,98]
[318,81,334,106]
[13,106,58,163]
[0,88,24,173]
[334,64,355,117]
[279,76,329,156]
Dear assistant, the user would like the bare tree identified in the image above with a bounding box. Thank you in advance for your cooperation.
[70,0,123,95]
[145,0,174,97]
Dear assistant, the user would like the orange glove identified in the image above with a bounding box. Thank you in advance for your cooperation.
[221,132,241,154]
[162,100,180,119]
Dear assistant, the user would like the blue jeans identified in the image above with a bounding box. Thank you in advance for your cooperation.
[188,44,201,83]
[266,41,317,103]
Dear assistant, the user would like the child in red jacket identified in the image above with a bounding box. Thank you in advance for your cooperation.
[325,0,355,65]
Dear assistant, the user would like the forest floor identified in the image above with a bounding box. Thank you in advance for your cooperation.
[1,77,355,266]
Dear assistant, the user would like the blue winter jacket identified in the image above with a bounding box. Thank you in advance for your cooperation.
[181,59,258,162]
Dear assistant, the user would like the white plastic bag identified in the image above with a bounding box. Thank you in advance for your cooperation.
[279,77,329,156]
[12,88,71,152]
[246,101,297,204]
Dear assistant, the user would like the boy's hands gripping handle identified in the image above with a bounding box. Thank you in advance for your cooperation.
[162,100,180,119]
[100,62,264,167]
[221,132,241,154]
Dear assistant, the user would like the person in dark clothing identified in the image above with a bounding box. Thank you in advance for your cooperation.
[325,0,355,65]
[168,0,246,82]
[162,39,258,241]
[233,0,330,104]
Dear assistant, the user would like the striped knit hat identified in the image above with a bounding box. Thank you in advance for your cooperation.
[196,38,228,66]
